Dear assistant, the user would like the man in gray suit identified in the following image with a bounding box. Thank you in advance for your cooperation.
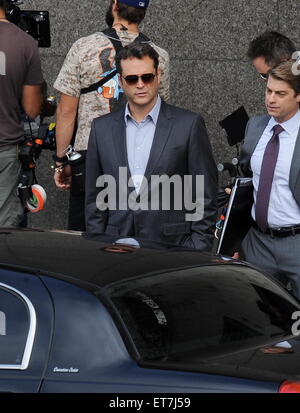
[85,43,218,251]
[240,60,300,299]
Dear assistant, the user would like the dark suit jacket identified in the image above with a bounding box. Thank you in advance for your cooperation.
[85,101,218,251]
[240,115,300,206]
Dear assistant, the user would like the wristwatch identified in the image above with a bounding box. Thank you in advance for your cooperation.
[52,154,68,163]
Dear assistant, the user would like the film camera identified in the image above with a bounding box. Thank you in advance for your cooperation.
[6,0,51,47]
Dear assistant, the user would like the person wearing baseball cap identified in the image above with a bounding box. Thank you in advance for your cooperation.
[118,0,150,8]
[54,0,169,231]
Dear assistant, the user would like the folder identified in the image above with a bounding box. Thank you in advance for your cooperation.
[217,177,253,256]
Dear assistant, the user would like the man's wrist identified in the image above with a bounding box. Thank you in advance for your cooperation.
[55,161,66,167]
[53,153,68,163]
[53,164,66,174]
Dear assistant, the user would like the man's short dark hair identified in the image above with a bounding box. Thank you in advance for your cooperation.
[247,31,296,66]
[116,43,159,74]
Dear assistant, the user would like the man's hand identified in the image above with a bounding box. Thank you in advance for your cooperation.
[54,164,72,190]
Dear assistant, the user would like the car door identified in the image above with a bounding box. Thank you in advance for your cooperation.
[39,275,133,393]
[0,268,53,393]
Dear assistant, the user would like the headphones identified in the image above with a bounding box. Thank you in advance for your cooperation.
[5,0,21,24]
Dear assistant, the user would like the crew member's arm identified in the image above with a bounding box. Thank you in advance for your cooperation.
[22,38,43,118]
[53,93,79,189]
[22,84,42,119]
[185,114,218,251]
[53,39,81,189]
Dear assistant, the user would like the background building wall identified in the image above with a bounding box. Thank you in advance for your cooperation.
[22,0,300,229]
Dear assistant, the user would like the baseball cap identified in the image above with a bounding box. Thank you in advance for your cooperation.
[118,0,150,8]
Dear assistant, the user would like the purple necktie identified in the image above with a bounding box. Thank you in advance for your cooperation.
[255,124,284,232]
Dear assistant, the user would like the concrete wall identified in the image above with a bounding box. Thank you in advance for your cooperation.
[22,0,300,229]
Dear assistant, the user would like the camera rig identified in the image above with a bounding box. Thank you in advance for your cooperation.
[18,96,83,213]
[218,106,249,181]
[6,0,51,47]
[18,96,57,213]
[215,106,250,240]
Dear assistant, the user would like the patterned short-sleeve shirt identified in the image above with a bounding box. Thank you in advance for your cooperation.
[54,30,170,151]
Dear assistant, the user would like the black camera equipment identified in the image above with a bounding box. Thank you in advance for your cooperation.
[215,106,250,238]
[18,96,83,213]
[20,96,57,163]
[217,159,239,177]
[219,106,249,147]
[218,106,249,183]
[6,0,51,47]
[18,96,57,213]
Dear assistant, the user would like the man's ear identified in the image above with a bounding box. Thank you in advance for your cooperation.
[157,68,162,84]
[296,93,300,104]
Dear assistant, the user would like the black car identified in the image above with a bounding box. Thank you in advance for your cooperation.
[0,228,300,393]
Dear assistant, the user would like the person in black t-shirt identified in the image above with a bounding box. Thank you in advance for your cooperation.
[0,0,43,227]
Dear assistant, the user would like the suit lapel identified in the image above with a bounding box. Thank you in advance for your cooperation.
[289,126,300,192]
[111,102,173,198]
[144,102,173,181]
[112,108,128,168]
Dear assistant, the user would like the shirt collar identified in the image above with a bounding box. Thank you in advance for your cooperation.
[268,110,300,136]
[125,95,161,126]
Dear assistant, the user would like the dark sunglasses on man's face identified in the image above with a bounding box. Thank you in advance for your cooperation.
[259,73,268,80]
[123,73,156,85]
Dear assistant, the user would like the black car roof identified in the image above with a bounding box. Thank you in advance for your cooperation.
[0,228,234,292]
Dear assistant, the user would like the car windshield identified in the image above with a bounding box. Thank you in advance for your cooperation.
[106,264,300,362]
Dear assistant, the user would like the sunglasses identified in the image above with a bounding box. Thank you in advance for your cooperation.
[122,73,156,85]
[259,73,268,80]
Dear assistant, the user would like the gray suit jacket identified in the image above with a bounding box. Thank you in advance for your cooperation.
[85,101,218,251]
[239,115,300,206]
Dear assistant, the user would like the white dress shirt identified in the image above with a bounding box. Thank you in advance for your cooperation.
[125,96,161,194]
[251,110,300,228]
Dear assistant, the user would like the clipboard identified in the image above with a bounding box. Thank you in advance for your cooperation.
[217,177,253,256]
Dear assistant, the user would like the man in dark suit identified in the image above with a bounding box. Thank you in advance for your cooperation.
[85,43,218,250]
[240,60,300,299]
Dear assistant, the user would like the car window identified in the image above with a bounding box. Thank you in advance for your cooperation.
[106,265,299,362]
[0,283,36,369]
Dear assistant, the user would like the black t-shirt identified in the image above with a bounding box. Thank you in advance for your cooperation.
[0,22,43,148]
